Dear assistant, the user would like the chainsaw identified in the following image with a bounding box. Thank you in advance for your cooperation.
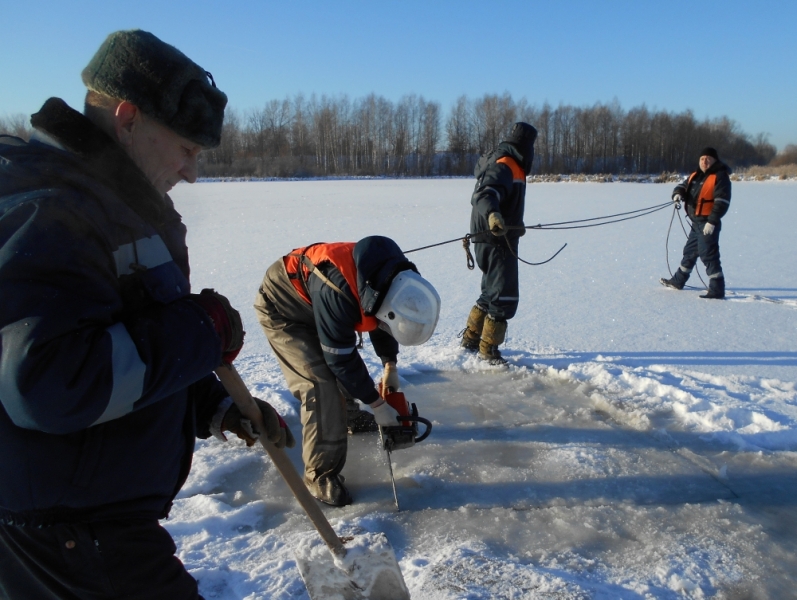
[378,387,432,510]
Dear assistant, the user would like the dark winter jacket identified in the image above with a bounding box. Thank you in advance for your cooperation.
[0,99,228,526]
[285,236,409,404]
[470,141,528,244]
[672,160,732,225]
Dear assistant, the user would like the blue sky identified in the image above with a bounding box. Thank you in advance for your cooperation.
[2,0,795,150]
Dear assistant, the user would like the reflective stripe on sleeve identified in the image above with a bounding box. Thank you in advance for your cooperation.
[714,198,730,205]
[92,323,146,425]
[0,189,60,213]
[114,235,172,276]
[498,296,519,301]
[483,186,501,200]
[321,343,356,355]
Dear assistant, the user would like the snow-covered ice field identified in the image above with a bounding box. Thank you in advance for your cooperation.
[168,178,797,599]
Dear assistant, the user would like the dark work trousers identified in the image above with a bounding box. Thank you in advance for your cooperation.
[474,237,520,322]
[0,519,202,600]
[254,259,348,482]
[674,218,723,286]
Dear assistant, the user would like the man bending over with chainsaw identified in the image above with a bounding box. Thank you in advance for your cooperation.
[254,236,440,506]
[0,30,293,599]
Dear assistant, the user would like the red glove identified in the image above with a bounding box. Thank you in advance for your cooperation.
[375,385,411,427]
[191,289,245,364]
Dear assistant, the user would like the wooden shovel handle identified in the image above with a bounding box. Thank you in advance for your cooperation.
[214,364,347,557]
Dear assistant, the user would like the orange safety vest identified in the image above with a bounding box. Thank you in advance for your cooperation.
[686,172,718,217]
[283,242,379,333]
[496,155,526,182]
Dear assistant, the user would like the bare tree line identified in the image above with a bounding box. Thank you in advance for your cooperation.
[201,93,776,177]
[2,93,780,177]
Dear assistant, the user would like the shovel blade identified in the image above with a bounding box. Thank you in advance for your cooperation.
[295,531,411,600]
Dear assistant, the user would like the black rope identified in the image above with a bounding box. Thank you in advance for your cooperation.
[668,204,709,291]
[404,230,563,269]
[522,201,672,230]
[404,233,479,270]
[504,238,568,266]
[403,200,672,270]
[665,202,678,278]
[404,235,474,254]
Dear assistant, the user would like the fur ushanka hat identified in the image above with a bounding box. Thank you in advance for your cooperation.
[82,29,227,148]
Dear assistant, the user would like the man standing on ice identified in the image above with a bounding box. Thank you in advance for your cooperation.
[459,122,538,365]
[254,236,440,506]
[660,146,732,299]
[0,30,293,599]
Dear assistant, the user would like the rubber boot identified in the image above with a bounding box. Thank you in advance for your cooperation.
[700,275,725,299]
[479,316,508,366]
[660,268,689,290]
[304,473,352,507]
[459,305,486,352]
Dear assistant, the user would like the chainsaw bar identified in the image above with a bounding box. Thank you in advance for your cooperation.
[378,428,401,511]
[377,401,433,511]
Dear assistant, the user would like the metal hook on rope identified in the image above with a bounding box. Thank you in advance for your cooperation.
[462,236,475,270]
[404,234,477,271]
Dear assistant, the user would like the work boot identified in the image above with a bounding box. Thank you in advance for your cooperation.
[659,277,684,290]
[459,305,486,352]
[347,408,378,434]
[660,268,689,290]
[346,397,378,434]
[478,316,508,366]
[700,276,725,299]
[305,474,352,507]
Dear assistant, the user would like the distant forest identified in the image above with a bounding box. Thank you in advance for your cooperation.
[200,93,777,178]
[1,93,786,177]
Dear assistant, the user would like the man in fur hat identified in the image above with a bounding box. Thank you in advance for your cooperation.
[0,30,293,599]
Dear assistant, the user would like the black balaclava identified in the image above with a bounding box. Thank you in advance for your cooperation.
[507,122,538,175]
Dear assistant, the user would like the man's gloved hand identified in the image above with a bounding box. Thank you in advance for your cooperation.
[488,212,506,236]
[382,362,400,394]
[191,289,245,364]
[703,222,716,236]
[673,193,683,204]
[221,397,295,449]
[370,397,401,427]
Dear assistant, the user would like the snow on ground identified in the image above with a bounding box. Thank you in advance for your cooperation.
[167,179,797,599]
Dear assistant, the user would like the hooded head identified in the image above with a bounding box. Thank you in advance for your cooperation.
[352,236,441,346]
[506,122,538,175]
[82,29,227,148]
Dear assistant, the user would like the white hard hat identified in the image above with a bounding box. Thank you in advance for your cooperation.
[375,270,441,346]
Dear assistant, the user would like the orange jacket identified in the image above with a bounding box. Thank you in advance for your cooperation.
[496,155,526,182]
[686,172,718,217]
[284,242,379,333]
